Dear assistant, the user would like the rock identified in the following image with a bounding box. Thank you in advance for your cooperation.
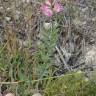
[5,93,14,96]
[43,22,51,30]
[32,93,42,96]
[85,46,96,65]
[5,17,11,22]
[43,21,58,30]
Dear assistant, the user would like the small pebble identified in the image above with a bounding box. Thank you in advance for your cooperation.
[85,47,96,64]
[5,17,11,21]
[32,93,42,96]
[5,93,14,96]
[43,22,51,30]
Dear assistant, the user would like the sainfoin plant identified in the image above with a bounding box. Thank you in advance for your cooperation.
[37,0,63,78]
[40,0,63,17]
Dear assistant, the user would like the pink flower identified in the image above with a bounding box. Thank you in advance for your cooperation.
[53,2,63,13]
[41,0,63,17]
[40,4,53,17]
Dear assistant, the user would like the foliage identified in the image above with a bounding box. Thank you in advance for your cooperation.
[0,0,96,95]
[35,22,59,78]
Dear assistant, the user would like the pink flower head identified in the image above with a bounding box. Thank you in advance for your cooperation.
[40,4,53,17]
[53,2,63,13]
[41,0,63,17]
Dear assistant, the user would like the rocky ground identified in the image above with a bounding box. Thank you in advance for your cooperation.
[0,0,96,81]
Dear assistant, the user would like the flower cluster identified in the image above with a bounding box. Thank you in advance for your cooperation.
[40,0,63,17]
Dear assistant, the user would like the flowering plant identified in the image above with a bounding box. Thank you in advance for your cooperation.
[40,0,63,17]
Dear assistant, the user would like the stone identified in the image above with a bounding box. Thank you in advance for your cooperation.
[5,93,14,96]
[32,93,42,96]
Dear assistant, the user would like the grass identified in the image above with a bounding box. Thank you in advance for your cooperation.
[1,72,96,96]
[0,0,96,95]
[1,28,96,95]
